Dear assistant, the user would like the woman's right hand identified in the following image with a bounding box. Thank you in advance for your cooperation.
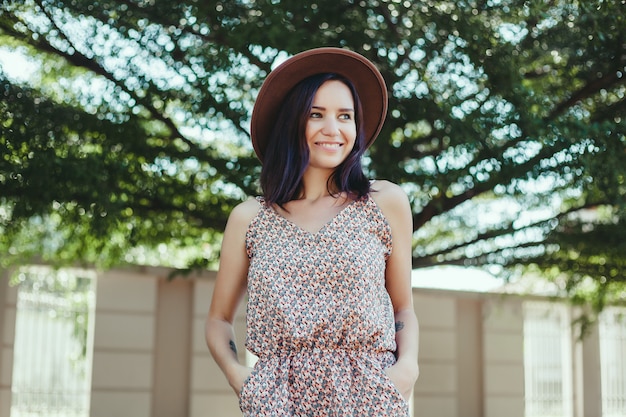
[229,364,254,397]
[385,358,419,401]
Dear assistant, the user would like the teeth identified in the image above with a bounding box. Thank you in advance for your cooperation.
[318,143,341,148]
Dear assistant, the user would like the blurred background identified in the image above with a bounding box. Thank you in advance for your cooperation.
[1,1,625,416]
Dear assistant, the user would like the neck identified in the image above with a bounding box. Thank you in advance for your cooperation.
[299,167,337,200]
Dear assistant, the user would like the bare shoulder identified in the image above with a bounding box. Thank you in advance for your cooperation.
[369,180,412,233]
[226,197,262,232]
[370,180,410,213]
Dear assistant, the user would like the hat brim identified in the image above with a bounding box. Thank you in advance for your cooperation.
[250,47,388,162]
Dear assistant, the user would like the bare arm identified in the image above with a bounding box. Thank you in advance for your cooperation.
[371,181,420,399]
[205,199,260,395]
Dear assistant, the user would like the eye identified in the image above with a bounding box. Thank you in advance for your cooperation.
[339,113,353,120]
[310,111,323,119]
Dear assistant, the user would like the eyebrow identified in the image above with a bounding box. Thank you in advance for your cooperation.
[311,105,355,112]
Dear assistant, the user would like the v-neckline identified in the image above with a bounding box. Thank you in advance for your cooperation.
[269,197,361,236]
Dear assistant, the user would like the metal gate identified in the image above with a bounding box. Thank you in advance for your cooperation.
[10,266,96,417]
[599,307,626,417]
[523,301,573,417]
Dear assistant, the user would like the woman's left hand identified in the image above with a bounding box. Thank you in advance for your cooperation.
[385,359,419,401]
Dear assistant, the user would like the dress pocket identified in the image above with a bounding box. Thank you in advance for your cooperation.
[238,365,259,412]
[379,366,409,405]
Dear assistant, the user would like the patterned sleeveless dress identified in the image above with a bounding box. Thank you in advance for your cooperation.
[240,194,409,416]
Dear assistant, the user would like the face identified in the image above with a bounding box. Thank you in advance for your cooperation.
[304,80,357,171]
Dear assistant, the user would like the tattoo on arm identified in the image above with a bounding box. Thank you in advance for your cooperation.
[395,321,405,332]
[229,340,238,356]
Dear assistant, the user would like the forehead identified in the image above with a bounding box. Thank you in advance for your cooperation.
[312,80,355,106]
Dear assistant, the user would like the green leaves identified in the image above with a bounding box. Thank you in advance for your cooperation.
[1,0,625,305]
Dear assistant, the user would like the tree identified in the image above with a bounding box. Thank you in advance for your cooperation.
[1,0,625,308]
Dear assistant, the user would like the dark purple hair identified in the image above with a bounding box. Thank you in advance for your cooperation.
[260,73,371,207]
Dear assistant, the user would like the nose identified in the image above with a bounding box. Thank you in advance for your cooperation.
[321,118,340,136]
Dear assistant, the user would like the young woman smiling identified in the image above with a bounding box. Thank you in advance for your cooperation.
[206,48,419,417]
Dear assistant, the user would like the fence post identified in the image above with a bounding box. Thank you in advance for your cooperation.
[573,312,603,417]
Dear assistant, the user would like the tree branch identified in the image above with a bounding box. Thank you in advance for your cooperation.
[549,69,624,119]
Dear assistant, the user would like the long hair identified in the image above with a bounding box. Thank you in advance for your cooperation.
[260,73,371,207]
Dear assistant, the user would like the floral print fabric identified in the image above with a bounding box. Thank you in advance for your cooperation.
[241,194,409,416]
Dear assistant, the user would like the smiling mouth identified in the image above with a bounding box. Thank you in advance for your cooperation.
[316,142,343,149]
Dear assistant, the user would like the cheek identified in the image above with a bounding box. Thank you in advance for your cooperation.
[304,121,316,142]
[346,126,357,144]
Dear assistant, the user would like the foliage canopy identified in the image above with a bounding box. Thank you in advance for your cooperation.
[1,0,625,308]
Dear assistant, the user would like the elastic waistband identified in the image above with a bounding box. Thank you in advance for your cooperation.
[258,343,390,358]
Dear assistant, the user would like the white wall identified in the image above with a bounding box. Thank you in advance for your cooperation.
[0,266,610,417]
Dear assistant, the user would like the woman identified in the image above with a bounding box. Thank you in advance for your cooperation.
[206,47,419,416]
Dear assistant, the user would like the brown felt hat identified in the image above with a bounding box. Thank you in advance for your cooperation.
[250,47,388,162]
